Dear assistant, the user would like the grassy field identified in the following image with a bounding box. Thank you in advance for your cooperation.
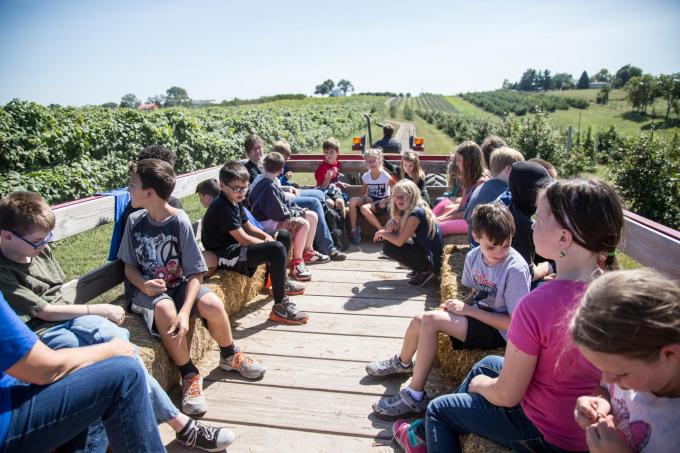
[444,96,497,119]
[388,97,457,154]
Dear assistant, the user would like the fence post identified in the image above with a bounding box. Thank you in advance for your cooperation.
[567,126,573,153]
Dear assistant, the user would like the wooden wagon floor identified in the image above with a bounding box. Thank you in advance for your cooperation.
[161,242,447,452]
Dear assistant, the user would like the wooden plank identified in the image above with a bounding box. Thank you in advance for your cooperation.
[234,309,410,338]
[300,281,438,301]
[160,421,395,452]
[315,260,409,272]
[294,294,438,317]
[53,196,115,241]
[309,269,415,285]
[61,260,124,305]
[620,216,680,279]
[188,381,395,439]
[232,329,404,362]
[171,166,220,199]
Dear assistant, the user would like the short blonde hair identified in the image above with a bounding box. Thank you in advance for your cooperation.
[489,147,524,175]
[272,140,292,159]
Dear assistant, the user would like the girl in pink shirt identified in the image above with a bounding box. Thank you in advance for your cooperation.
[420,179,624,453]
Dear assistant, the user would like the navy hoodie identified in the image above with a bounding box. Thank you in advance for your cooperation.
[247,174,303,222]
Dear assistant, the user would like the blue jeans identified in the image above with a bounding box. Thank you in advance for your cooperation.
[41,315,179,424]
[426,355,549,453]
[292,193,336,254]
[2,356,164,453]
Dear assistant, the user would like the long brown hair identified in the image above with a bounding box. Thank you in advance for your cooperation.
[401,150,425,185]
[454,141,487,190]
[572,269,680,361]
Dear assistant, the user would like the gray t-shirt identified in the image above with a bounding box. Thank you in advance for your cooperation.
[118,209,207,291]
[462,246,531,340]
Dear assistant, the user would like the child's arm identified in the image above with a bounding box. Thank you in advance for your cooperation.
[169,272,203,338]
[241,221,275,242]
[361,182,368,197]
[374,215,419,246]
[444,303,511,331]
[229,225,270,245]
[37,303,125,325]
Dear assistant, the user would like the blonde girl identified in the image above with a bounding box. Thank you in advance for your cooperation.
[421,178,625,452]
[572,269,680,453]
[374,180,442,287]
[349,148,394,244]
[432,141,488,236]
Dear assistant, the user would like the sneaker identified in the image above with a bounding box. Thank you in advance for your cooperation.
[366,354,414,377]
[350,226,361,245]
[393,419,427,453]
[407,271,435,288]
[219,351,266,380]
[267,278,305,296]
[269,301,309,325]
[176,419,235,452]
[406,270,417,279]
[303,249,330,264]
[181,374,208,415]
[329,249,347,261]
[289,261,312,281]
[373,388,429,420]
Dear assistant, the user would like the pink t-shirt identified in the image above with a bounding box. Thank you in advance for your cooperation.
[508,280,601,451]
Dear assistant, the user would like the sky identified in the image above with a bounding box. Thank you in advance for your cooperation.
[1,0,679,106]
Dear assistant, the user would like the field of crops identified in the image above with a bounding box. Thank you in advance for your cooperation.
[0,97,384,204]
[414,94,459,113]
[460,89,589,116]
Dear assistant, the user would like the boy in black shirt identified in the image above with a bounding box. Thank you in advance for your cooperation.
[201,161,309,325]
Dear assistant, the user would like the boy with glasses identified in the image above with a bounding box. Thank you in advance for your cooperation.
[201,161,309,325]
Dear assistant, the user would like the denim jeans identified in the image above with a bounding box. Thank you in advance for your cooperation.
[2,356,164,453]
[41,316,179,424]
[292,194,336,254]
[426,355,546,453]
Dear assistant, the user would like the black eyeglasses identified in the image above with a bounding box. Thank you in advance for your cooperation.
[227,184,249,194]
[8,230,54,250]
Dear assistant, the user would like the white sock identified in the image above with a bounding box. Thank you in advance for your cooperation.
[406,386,425,401]
[396,354,411,368]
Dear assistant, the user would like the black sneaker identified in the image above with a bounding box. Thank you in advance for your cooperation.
[407,271,435,288]
[269,301,309,325]
[176,419,235,452]
[330,249,347,261]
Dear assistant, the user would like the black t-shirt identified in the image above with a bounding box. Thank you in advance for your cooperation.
[372,137,402,153]
[201,192,247,257]
[244,161,262,184]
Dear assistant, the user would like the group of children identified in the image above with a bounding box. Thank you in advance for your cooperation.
[0,134,678,453]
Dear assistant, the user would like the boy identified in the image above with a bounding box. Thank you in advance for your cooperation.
[465,146,524,246]
[118,159,265,416]
[244,133,265,183]
[273,140,346,261]
[248,153,328,281]
[0,191,233,451]
[314,138,348,213]
[366,203,530,418]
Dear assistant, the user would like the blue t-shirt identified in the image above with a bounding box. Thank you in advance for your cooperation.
[0,292,38,444]
[409,207,444,276]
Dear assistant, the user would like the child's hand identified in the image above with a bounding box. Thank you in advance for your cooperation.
[373,230,385,242]
[586,416,631,453]
[262,233,275,242]
[575,396,611,430]
[143,279,167,297]
[385,219,397,233]
[94,304,126,326]
[378,199,388,209]
[106,337,136,358]
[468,374,495,394]
[285,171,293,180]
[337,181,349,189]
[440,299,468,314]
[167,312,190,338]
[291,187,300,196]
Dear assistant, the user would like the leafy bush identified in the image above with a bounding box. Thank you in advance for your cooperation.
[459,90,588,117]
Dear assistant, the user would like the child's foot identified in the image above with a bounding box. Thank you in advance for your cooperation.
[176,419,235,452]
[303,249,330,264]
[366,354,414,377]
[406,270,417,279]
[407,271,435,288]
[269,300,309,325]
[329,249,347,261]
[392,419,427,453]
[350,226,361,245]
[373,388,429,420]
[219,351,265,380]
[181,374,207,415]
[267,278,305,296]
[289,261,312,281]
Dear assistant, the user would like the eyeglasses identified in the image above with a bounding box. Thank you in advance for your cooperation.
[394,195,412,202]
[227,184,249,194]
[8,230,54,250]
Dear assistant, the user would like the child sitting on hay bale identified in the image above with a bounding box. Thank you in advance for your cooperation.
[367,203,530,422]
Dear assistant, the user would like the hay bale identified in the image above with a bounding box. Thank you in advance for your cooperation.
[461,434,510,453]
[444,234,469,246]
[204,265,267,316]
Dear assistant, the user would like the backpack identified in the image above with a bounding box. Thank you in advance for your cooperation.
[324,205,348,252]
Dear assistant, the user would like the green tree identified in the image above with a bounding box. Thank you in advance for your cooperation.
[577,71,590,89]
[146,95,165,106]
[657,73,680,122]
[552,73,575,90]
[119,93,141,108]
[518,68,538,91]
[591,68,612,83]
[314,79,335,96]
[613,64,643,88]
[337,79,354,95]
[164,86,191,107]
[101,102,118,109]
[625,74,657,114]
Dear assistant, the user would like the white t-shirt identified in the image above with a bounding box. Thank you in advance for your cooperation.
[607,383,680,452]
[362,169,391,201]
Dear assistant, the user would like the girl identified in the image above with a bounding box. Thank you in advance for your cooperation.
[571,269,680,453]
[414,178,624,453]
[374,179,443,287]
[349,148,394,244]
[432,141,488,236]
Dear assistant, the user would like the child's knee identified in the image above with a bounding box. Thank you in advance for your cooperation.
[306,210,318,222]
[198,293,227,319]
[154,298,177,322]
[359,204,372,215]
